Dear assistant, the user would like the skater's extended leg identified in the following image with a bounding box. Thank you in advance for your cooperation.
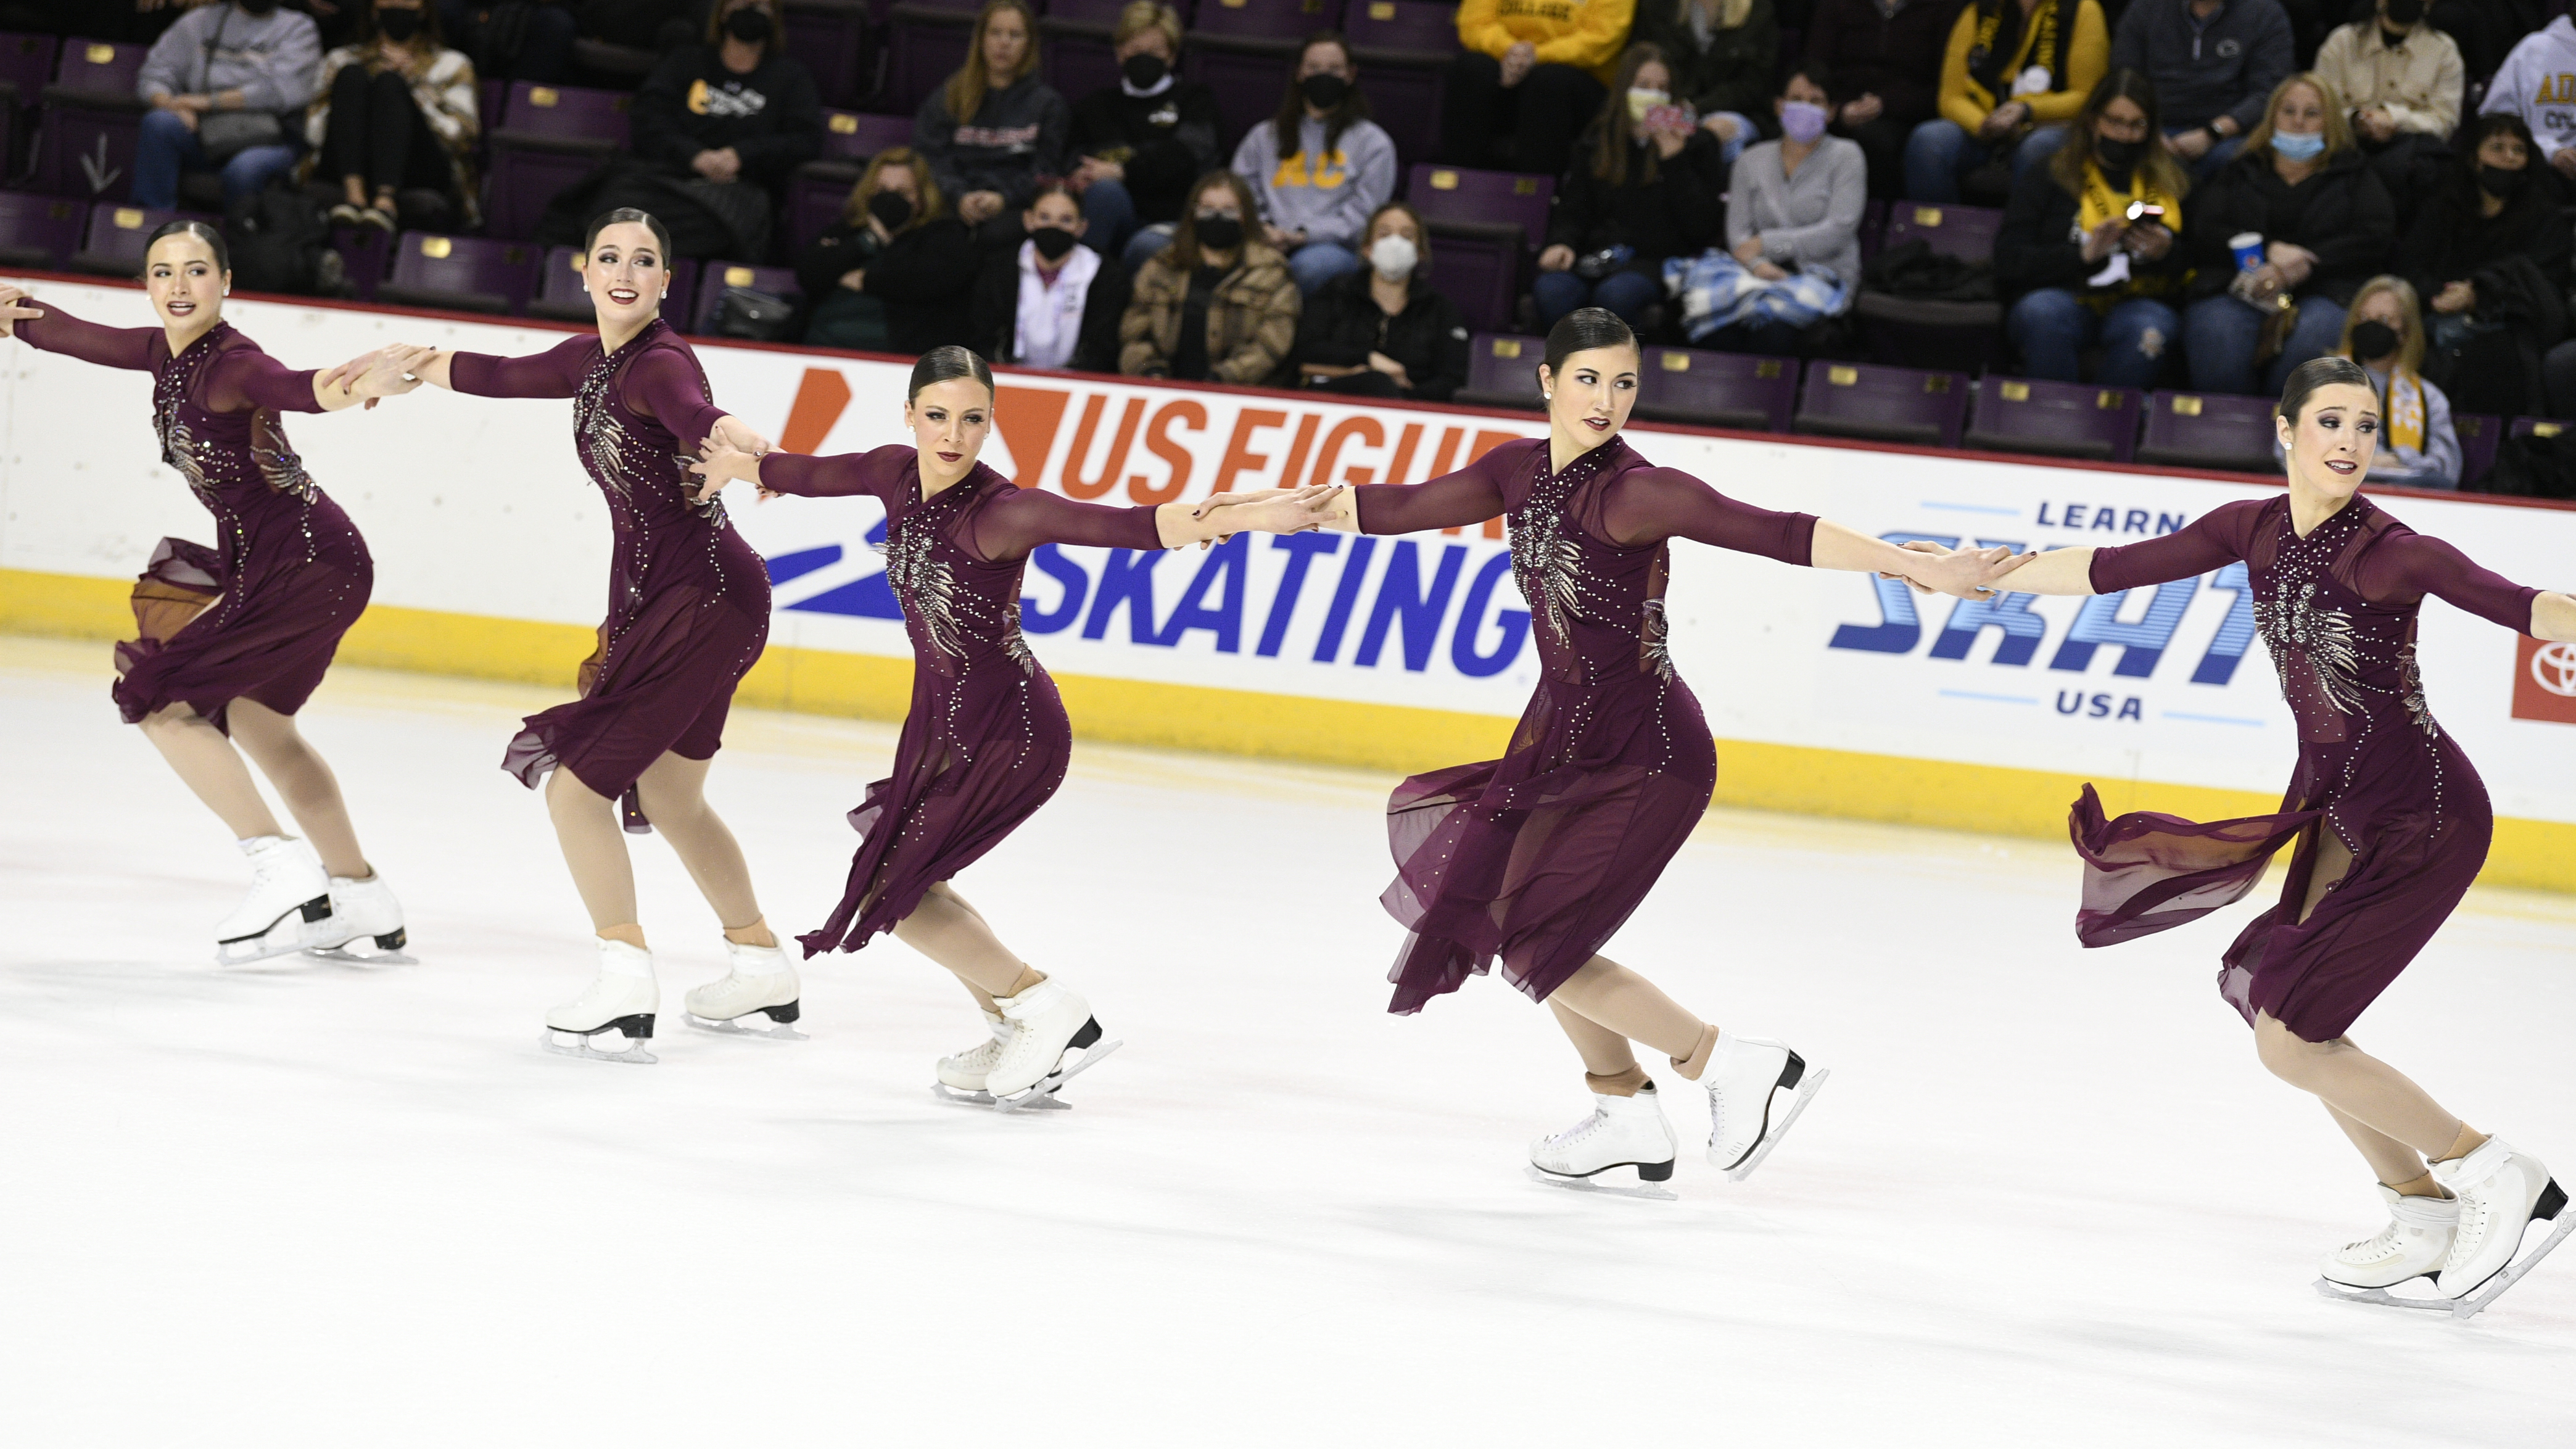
[894,882,1110,1104]
[1549,956,1824,1176]
[2326,1102,2441,1193]
[891,881,1039,999]
[2255,1014,2470,1161]
[138,703,284,841]
[633,751,770,945]
[226,700,367,877]
[1548,957,1707,1065]
[545,766,640,944]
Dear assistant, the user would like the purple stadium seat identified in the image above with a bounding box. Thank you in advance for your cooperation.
[2454,411,2500,488]
[787,0,875,109]
[787,164,861,252]
[1635,348,1797,433]
[36,39,149,202]
[691,262,805,335]
[0,32,56,177]
[1038,1,1129,113]
[1346,2,1454,164]
[820,108,914,162]
[1451,332,1544,411]
[326,223,392,302]
[1408,163,1550,246]
[1879,201,2004,262]
[497,81,630,142]
[70,203,215,276]
[1197,0,1341,39]
[1407,167,1548,335]
[484,83,632,239]
[2135,391,2279,474]
[0,190,84,270]
[51,35,143,96]
[1793,361,1969,449]
[1855,200,2005,371]
[1857,197,1888,265]
[529,243,698,326]
[375,233,542,315]
[2510,416,2575,439]
[1344,0,1451,48]
[1964,377,2141,463]
[887,3,978,115]
[1184,2,1345,152]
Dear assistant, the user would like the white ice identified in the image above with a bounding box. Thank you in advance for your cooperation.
[2,635,2570,1446]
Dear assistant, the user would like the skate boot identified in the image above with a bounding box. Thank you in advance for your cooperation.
[213,835,332,966]
[1529,1086,1679,1197]
[983,978,1120,1112]
[305,872,415,964]
[2319,1186,2457,1290]
[1699,1033,1828,1182]
[683,938,804,1039]
[2434,1139,2572,1308]
[543,938,658,1064]
[930,1012,1018,1106]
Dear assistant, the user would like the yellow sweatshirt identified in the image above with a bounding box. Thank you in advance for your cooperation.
[1456,0,1638,85]
[1938,0,2109,133]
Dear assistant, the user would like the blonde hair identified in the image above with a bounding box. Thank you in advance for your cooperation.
[843,146,947,229]
[2243,72,2356,162]
[1114,1,1183,53]
[945,0,1040,122]
[2339,275,2427,376]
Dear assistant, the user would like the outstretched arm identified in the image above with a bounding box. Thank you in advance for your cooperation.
[210,346,421,415]
[987,484,1335,559]
[1998,498,2269,597]
[0,287,160,369]
[1288,443,1519,535]
[328,337,588,398]
[2356,530,2576,640]
[691,441,911,504]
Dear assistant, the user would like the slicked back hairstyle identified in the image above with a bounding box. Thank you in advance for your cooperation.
[584,207,674,262]
[2279,355,2373,424]
[143,218,228,277]
[1543,306,1638,378]
[909,345,994,403]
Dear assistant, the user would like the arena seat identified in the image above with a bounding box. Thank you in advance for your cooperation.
[0,189,84,270]
[1854,201,2005,371]
[1634,347,1798,434]
[34,38,147,202]
[376,233,542,315]
[2455,411,2501,489]
[1408,165,1548,336]
[1964,378,2142,463]
[1183,0,1332,153]
[68,202,212,276]
[786,0,876,109]
[1451,332,1544,412]
[2135,391,2277,474]
[1344,0,1455,165]
[886,0,983,116]
[482,83,632,240]
[1793,361,1970,449]
[693,262,805,336]
[1038,0,1137,112]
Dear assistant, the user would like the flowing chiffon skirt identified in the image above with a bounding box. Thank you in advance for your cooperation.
[113,527,371,732]
[502,583,767,803]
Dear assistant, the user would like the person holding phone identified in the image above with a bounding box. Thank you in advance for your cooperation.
[1995,68,2189,387]
[1535,43,1728,331]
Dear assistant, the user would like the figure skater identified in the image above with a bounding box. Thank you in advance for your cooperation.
[685,345,1336,1110]
[341,209,789,1064]
[1990,356,2574,1313]
[1208,308,2022,1190]
[0,223,420,966]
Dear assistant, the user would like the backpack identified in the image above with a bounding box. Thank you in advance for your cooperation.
[224,184,334,296]
[711,287,796,342]
[2477,431,2576,502]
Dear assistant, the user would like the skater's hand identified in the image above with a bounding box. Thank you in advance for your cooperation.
[0,283,42,338]
[1891,538,2029,600]
[689,436,766,501]
[1189,483,1343,542]
[346,346,426,407]
[708,413,773,460]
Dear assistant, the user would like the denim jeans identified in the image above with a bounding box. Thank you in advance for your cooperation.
[1902,120,2068,202]
[1079,176,1136,259]
[1286,241,1361,294]
[133,106,299,210]
[2168,127,2245,183]
[2184,292,2348,396]
[1123,223,1177,270]
[2007,289,2179,389]
[1532,267,1661,329]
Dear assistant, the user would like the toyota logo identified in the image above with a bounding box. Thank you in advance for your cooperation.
[2533,642,2576,697]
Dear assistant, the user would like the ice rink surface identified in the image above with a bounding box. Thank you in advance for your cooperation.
[2,635,2570,1446]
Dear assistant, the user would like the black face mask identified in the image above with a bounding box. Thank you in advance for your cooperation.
[1299,73,1350,110]
[2384,0,2424,26]
[1121,53,1168,89]
[2480,162,2530,199]
[867,189,914,231]
[376,9,423,42]
[725,7,773,43]
[237,0,279,14]
[2094,135,2146,173]
[2350,320,2400,362]
[1030,225,1078,261]
[1193,213,1244,251]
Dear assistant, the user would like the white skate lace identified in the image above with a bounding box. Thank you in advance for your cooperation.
[1545,1111,1606,1150]
[2339,1221,2405,1260]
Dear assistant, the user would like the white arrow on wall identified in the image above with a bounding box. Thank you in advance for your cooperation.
[79,135,121,194]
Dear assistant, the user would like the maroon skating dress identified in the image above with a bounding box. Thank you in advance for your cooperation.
[1350,436,1817,1015]
[756,445,1163,957]
[2069,493,2544,1042]
[448,320,769,806]
[15,305,369,732]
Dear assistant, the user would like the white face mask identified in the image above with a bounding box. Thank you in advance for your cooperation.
[1368,233,1418,281]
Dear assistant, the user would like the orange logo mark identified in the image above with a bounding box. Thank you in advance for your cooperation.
[778,368,852,456]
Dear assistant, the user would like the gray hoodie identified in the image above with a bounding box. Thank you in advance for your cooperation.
[136,2,322,115]
[1230,115,1395,250]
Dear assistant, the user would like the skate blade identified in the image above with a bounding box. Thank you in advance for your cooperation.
[2440,1205,2576,1320]
[684,1010,807,1041]
[215,922,325,967]
[540,1030,657,1065]
[1724,1067,1831,1183]
[303,945,419,966]
[931,1082,1068,1111]
[993,1038,1123,1114]
[1524,1165,1679,1202]
[2311,1276,2453,1313]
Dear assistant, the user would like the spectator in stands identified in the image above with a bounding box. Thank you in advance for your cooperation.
[132,0,323,210]
[916,0,1071,247]
[600,0,820,262]
[1630,0,1780,162]
[2108,0,2293,180]
[1070,2,1221,269]
[1293,201,1471,401]
[968,180,1132,372]
[1907,0,2110,201]
[1802,0,1965,199]
[2311,0,2463,211]
[2273,276,2460,486]
[1441,0,1637,181]
[1231,31,1397,296]
[2440,1,2551,87]
[574,0,701,55]
[2180,72,2393,395]
[1995,67,2189,387]
[1535,43,1730,331]
[798,146,980,353]
[1711,62,1868,355]
[307,0,481,233]
[2479,10,2576,186]
[1120,170,1299,384]
[2401,113,2567,358]
[437,2,577,83]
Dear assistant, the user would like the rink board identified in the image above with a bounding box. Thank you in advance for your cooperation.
[3,276,2574,887]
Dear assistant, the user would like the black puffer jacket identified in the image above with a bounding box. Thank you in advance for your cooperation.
[1546,128,1729,271]
[1289,269,1471,402]
[2182,145,2394,306]
[1632,0,1781,124]
[795,215,980,353]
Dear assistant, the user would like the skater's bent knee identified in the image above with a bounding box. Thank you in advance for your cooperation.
[2253,1013,2342,1085]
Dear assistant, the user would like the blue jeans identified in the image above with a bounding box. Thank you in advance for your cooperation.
[2168,127,2244,183]
[1902,120,2068,202]
[1533,267,1661,329]
[1123,224,1177,270]
[2007,289,2178,389]
[2184,292,2348,396]
[1081,176,1136,260]
[133,107,299,210]
[1286,241,1361,294]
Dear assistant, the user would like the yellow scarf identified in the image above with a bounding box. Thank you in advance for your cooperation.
[2379,366,2425,455]
[2075,161,2184,302]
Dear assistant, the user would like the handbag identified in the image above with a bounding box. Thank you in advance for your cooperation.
[711,287,795,342]
[194,12,288,160]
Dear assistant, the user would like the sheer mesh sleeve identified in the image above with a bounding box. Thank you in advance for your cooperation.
[2089,498,2266,592]
[967,487,1163,562]
[12,302,161,370]
[618,345,728,449]
[2353,529,2541,634]
[1353,439,1525,535]
[447,336,592,398]
[1598,466,1817,563]
[200,347,323,414]
[759,444,917,503]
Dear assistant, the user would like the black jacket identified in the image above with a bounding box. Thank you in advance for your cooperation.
[1289,269,1471,403]
[796,216,980,353]
[2398,175,2572,310]
[1803,0,1967,127]
[2108,0,2296,134]
[1992,159,2190,300]
[1632,0,1781,123]
[2183,146,2393,305]
[914,72,1073,213]
[632,45,824,192]
[1069,81,1223,226]
[1546,129,1728,267]
[968,247,1134,373]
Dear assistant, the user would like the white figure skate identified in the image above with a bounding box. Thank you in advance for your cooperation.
[930,1012,1066,1110]
[303,872,415,964]
[2311,1187,2458,1302]
[213,835,334,966]
[542,939,658,1064]
[1700,1033,1827,1181]
[2316,1140,2574,1319]
[983,979,1119,1113]
[1527,1086,1680,1200]
[683,938,804,1039]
